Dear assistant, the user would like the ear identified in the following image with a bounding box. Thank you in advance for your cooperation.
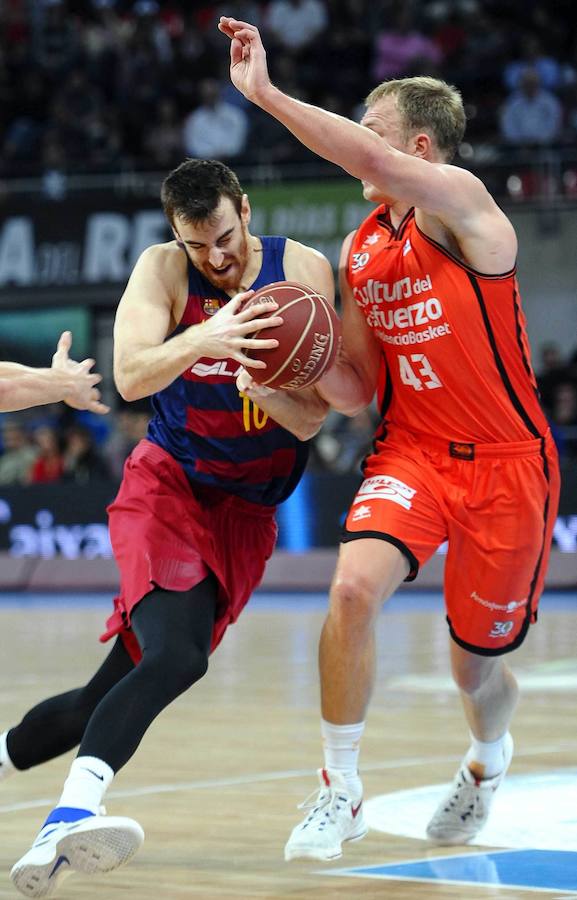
[240,193,251,227]
[172,226,185,248]
[413,132,432,159]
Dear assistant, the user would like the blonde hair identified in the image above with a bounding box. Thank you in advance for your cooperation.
[365,76,466,160]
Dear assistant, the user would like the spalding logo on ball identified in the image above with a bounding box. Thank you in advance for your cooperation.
[243,281,342,391]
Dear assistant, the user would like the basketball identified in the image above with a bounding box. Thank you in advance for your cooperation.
[243,281,341,390]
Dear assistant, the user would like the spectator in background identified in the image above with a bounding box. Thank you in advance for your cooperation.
[372,6,443,81]
[536,341,571,414]
[28,426,64,484]
[0,421,38,486]
[182,78,249,160]
[144,97,184,168]
[500,68,563,146]
[504,34,564,92]
[63,424,110,484]
[313,406,378,474]
[103,402,151,482]
[36,1,81,78]
[549,381,577,460]
[265,0,328,53]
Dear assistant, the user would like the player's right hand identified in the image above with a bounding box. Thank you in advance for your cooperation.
[218,18,272,105]
[51,331,110,415]
[193,291,283,369]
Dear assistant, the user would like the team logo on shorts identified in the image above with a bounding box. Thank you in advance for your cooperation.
[489,620,514,638]
[351,504,372,522]
[203,298,221,316]
[352,475,416,511]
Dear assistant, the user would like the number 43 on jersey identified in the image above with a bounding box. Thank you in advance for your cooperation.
[399,354,442,391]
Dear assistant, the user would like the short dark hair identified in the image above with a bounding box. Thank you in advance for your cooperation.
[161,158,244,227]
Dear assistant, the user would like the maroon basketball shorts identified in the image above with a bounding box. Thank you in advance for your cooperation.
[100,439,278,663]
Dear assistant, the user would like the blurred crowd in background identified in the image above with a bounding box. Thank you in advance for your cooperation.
[2,0,577,178]
[0,0,576,484]
[0,340,575,488]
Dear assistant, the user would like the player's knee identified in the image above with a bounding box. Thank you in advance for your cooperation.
[330,574,380,627]
[143,645,209,700]
[452,656,499,695]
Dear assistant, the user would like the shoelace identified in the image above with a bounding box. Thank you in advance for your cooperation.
[297,787,349,827]
[438,773,488,824]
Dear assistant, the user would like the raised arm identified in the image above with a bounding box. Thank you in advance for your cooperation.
[218,18,517,271]
[114,243,284,401]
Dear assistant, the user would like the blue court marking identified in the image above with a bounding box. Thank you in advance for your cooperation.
[0,590,575,611]
[0,592,114,607]
[325,849,577,894]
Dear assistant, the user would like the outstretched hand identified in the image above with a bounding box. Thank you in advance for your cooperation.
[218,17,272,105]
[52,331,110,415]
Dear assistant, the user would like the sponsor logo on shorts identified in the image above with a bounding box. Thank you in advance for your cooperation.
[351,504,372,522]
[471,591,528,613]
[489,620,515,638]
[353,475,416,511]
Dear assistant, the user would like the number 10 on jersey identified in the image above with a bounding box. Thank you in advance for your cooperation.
[399,354,442,391]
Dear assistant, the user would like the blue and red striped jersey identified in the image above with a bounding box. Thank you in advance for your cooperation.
[147,236,309,506]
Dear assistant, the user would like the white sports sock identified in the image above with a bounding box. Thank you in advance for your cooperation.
[56,756,114,815]
[0,731,16,780]
[321,719,365,798]
[465,731,511,779]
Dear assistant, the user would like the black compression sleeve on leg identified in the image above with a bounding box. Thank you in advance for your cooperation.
[77,578,218,772]
[6,638,134,770]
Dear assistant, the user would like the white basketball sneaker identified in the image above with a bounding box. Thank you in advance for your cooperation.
[426,733,514,845]
[284,768,367,862]
[11,810,144,897]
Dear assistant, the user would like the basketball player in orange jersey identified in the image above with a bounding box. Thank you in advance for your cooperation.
[5,159,334,898]
[0,331,108,415]
[219,18,561,859]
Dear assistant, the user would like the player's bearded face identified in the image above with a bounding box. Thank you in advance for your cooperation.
[174,197,250,292]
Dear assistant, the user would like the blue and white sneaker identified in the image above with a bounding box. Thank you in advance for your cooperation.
[10,807,144,897]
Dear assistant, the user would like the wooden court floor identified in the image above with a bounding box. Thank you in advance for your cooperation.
[0,593,576,899]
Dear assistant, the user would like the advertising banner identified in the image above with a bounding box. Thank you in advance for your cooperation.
[1,470,576,558]
[0,182,369,306]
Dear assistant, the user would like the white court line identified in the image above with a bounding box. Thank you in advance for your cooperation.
[0,742,575,816]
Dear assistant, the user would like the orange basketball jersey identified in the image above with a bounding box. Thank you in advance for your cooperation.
[348,206,549,442]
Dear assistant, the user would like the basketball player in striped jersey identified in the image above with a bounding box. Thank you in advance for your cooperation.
[219,18,561,859]
[4,159,334,897]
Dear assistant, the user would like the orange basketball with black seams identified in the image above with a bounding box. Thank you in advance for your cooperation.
[243,281,342,391]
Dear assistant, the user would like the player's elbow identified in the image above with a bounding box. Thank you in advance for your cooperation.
[115,370,145,403]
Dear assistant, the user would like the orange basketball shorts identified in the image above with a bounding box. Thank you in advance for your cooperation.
[343,425,560,655]
[100,440,277,664]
